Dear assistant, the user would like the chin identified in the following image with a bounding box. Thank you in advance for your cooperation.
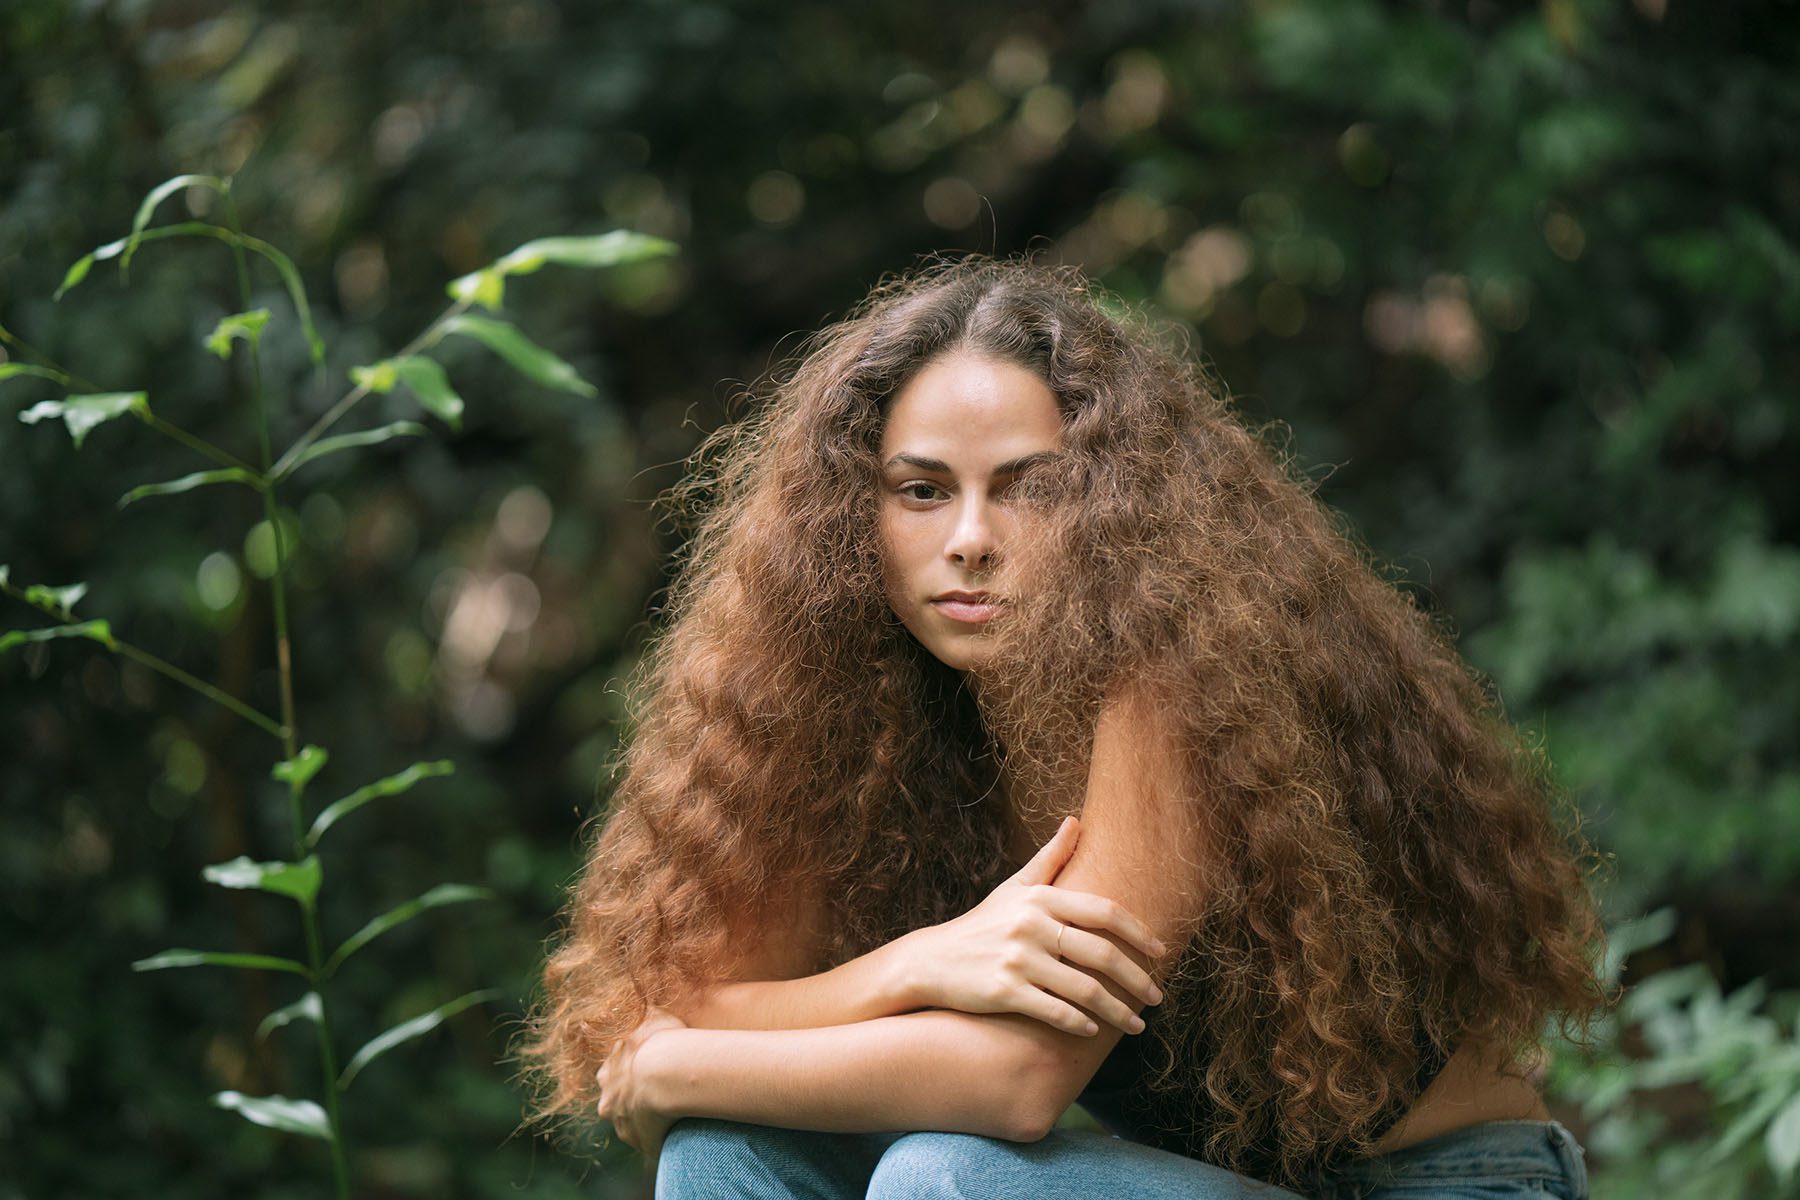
[936,639,994,675]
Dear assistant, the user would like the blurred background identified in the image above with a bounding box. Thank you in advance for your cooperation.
[2,0,1795,1196]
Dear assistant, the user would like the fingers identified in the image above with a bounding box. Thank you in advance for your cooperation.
[1030,958,1147,1035]
[1054,925,1164,1008]
[1010,816,1081,886]
[1012,985,1104,1037]
[1040,886,1167,962]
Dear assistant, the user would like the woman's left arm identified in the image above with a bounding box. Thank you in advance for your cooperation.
[604,681,1205,1153]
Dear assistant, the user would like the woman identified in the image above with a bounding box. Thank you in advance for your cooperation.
[514,256,1610,1199]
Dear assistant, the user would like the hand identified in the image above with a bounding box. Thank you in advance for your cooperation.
[595,1006,688,1159]
[900,816,1168,1036]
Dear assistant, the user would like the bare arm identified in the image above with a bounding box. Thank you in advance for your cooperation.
[673,823,1165,1035]
[616,682,1203,1143]
[674,931,926,1030]
[641,1008,1061,1142]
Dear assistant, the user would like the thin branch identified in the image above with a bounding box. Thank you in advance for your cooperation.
[269,298,471,480]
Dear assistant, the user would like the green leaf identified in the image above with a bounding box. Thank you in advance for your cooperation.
[0,620,116,655]
[393,356,464,430]
[255,992,323,1043]
[447,267,507,311]
[307,759,455,847]
[272,744,328,790]
[278,420,427,479]
[1703,1084,1796,1167]
[202,854,323,908]
[350,359,400,394]
[132,949,309,976]
[238,233,325,364]
[325,884,494,976]
[23,579,87,614]
[339,988,501,1089]
[494,231,677,275]
[0,363,71,386]
[1771,1092,1800,1179]
[446,231,676,311]
[60,218,324,363]
[1601,907,1677,985]
[211,1090,332,1141]
[124,174,228,277]
[18,391,151,448]
[54,236,126,300]
[119,467,263,510]
[204,308,272,360]
[443,314,597,397]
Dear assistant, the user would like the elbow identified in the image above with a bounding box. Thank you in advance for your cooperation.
[987,1042,1080,1143]
[998,1107,1059,1144]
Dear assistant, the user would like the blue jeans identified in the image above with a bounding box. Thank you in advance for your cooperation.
[654,1116,1590,1200]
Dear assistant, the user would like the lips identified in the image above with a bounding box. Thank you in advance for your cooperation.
[931,591,1006,625]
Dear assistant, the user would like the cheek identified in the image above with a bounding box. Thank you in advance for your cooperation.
[877,513,927,590]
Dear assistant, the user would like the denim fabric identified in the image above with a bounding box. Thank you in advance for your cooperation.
[657,1118,1301,1198]
[654,1119,901,1199]
[1308,1120,1590,1200]
[654,1116,1589,1200]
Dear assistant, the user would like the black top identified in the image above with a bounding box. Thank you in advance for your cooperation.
[1075,1000,1453,1180]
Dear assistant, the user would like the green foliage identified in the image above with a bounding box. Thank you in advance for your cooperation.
[1,0,1790,1194]
[1552,912,1800,1198]
[307,760,457,847]
[204,309,272,360]
[443,315,598,398]
[212,1090,333,1141]
[338,989,504,1090]
[2,165,675,1196]
[17,391,150,448]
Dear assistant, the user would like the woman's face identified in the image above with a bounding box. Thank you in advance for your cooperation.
[877,351,1064,675]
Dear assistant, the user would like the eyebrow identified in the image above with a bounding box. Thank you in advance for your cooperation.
[882,450,1061,476]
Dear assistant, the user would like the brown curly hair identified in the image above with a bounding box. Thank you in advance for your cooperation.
[512,254,1611,1188]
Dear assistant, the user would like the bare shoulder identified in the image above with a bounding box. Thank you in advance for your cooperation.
[1373,1038,1550,1152]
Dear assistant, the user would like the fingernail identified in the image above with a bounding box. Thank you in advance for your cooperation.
[1154,940,1168,956]
[1149,986,1163,1004]
[1130,1016,1146,1033]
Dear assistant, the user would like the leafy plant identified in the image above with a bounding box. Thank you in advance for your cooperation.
[0,172,675,1198]
[1549,909,1800,1199]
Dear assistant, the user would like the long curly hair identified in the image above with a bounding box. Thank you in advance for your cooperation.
[512,254,1611,1187]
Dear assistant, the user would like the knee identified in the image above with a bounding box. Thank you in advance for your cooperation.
[654,1118,809,1200]
[867,1130,1029,1200]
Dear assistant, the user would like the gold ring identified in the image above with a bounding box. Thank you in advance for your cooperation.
[1054,922,1065,958]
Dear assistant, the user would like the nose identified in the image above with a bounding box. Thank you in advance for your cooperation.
[944,496,997,569]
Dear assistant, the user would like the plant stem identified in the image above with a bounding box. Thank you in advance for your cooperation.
[0,579,288,739]
[115,641,289,739]
[0,325,104,393]
[143,414,260,474]
[224,184,352,1200]
[269,297,470,480]
[4,288,260,475]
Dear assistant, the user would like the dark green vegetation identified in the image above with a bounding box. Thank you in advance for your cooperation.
[2,1,1795,1196]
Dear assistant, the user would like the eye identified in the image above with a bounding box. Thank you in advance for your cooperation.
[896,481,945,502]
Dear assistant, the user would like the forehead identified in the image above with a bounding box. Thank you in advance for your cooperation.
[879,353,1063,463]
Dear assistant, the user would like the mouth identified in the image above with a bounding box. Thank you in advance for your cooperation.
[931,592,1006,625]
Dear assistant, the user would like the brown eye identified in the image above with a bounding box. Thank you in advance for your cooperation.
[898,482,942,502]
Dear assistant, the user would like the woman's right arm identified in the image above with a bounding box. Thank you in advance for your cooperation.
[672,817,1166,1036]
